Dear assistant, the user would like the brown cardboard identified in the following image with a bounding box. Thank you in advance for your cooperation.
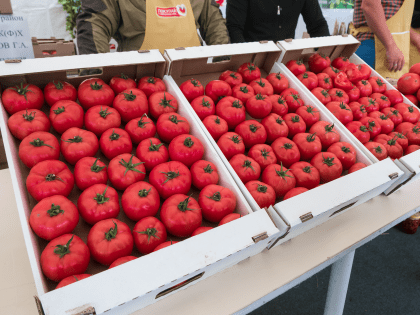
[0,0,13,14]
[31,37,75,58]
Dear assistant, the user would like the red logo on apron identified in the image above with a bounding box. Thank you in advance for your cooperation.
[156,5,187,17]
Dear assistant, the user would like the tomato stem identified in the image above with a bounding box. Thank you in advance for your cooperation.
[136,227,159,242]
[322,154,336,166]
[137,114,150,128]
[249,124,260,133]
[161,171,180,183]
[281,143,293,150]
[325,123,335,133]
[341,146,351,153]
[177,196,196,212]
[159,93,175,109]
[149,139,164,151]
[53,80,64,90]
[45,174,64,182]
[257,184,267,193]
[47,203,64,217]
[230,135,242,144]
[119,155,145,176]
[303,166,312,173]
[169,115,184,124]
[99,106,112,118]
[94,185,110,204]
[62,135,83,143]
[138,188,151,197]
[105,221,118,241]
[275,163,292,180]
[374,146,383,153]
[123,91,137,101]
[109,129,120,141]
[261,149,270,159]
[201,99,211,108]
[204,164,214,173]
[9,82,33,101]
[29,138,53,148]
[232,100,243,108]
[255,94,265,101]
[256,78,265,87]
[276,117,284,124]
[53,106,65,114]
[246,63,256,72]
[190,79,201,87]
[120,73,128,79]
[146,77,156,84]
[54,235,74,258]
[207,191,221,201]
[239,86,249,94]
[229,72,238,79]
[91,158,105,173]
[183,137,194,148]
[242,159,255,172]
[90,81,103,90]
[22,110,36,121]
[276,73,282,80]
[215,117,221,124]
[291,115,300,123]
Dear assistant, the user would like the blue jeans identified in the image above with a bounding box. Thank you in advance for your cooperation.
[355,39,375,69]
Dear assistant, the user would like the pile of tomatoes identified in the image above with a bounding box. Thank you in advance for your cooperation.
[179,63,366,210]
[396,64,420,106]
[286,54,420,161]
[1,74,241,289]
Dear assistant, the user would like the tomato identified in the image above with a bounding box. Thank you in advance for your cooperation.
[234,120,267,148]
[395,122,415,134]
[405,94,419,105]
[205,80,232,103]
[268,94,288,116]
[7,109,50,140]
[41,234,90,282]
[283,113,306,138]
[153,240,178,251]
[384,90,403,105]
[74,157,107,190]
[56,274,92,289]
[317,73,333,90]
[333,72,352,91]
[113,88,148,123]
[238,62,261,83]
[219,70,243,88]
[322,66,341,80]
[297,72,318,90]
[202,115,228,141]
[29,195,79,241]
[332,57,351,70]
[149,161,191,199]
[308,53,331,73]
[246,94,272,119]
[309,121,341,150]
[121,181,160,221]
[26,160,74,201]
[168,134,204,167]
[348,85,361,102]
[348,162,367,173]
[192,227,213,236]
[344,64,364,83]
[19,132,60,168]
[293,133,322,161]
[388,132,409,151]
[286,59,306,76]
[393,103,420,123]
[346,121,370,144]
[215,96,246,129]
[60,128,99,165]
[161,194,202,237]
[44,81,77,107]
[196,184,236,223]
[125,114,156,144]
[190,160,219,189]
[1,83,44,115]
[79,184,119,225]
[356,80,373,97]
[149,91,178,119]
[312,87,331,105]
[281,89,304,113]
[284,187,309,200]
[359,97,380,113]
[156,113,190,143]
[133,216,167,254]
[271,137,301,168]
[404,123,420,145]
[325,102,353,125]
[99,128,132,160]
[289,161,320,189]
[261,113,289,143]
[371,93,391,110]
[368,77,387,94]
[229,154,261,184]
[135,137,168,172]
[83,106,120,138]
[406,144,420,154]
[326,142,357,170]
[375,136,403,159]
[109,256,137,269]
[381,107,403,126]
[248,144,277,170]
[397,73,420,95]
[217,132,245,160]
[261,163,296,198]
[48,100,84,134]
[190,96,215,120]
[77,78,114,110]
[137,76,166,98]
[369,111,394,134]
[179,79,204,102]
[232,84,255,104]
[248,78,273,96]
[310,152,342,183]
[410,63,420,75]
[328,88,349,103]
[108,154,146,190]
[349,102,368,121]
[360,116,382,139]
[245,180,276,208]
[364,142,388,160]
[359,64,372,80]
[109,73,137,94]
[266,72,289,94]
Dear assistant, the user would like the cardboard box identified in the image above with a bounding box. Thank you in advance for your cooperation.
[164,41,404,248]
[0,51,281,314]
[31,37,75,58]
[0,0,12,14]
[276,35,420,194]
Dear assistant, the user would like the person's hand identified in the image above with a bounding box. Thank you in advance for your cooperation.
[385,44,405,72]
[410,29,420,53]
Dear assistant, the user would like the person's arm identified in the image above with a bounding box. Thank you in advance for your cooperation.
[410,28,420,53]
[76,0,120,54]
[361,0,404,71]
[199,0,230,45]
[226,0,248,43]
[301,0,330,38]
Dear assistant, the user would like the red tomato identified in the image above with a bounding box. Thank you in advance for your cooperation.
[261,113,289,143]
[406,145,420,154]
[179,79,204,102]
[125,114,156,144]
[238,62,261,83]
[328,88,349,103]
[397,73,420,95]
[246,94,272,119]
[332,57,351,70]
[137,76,166,98]
[190,160,219,189]
[219,213,243,226]
[393,103,420,123]
[325,102,353,125]
[248,144,277,170]
[99,128,132,160]
[190,96,215,120]
[359,97,380,113]
[109,73,137,94]
[348,162,367,173]
[344,64,364,83]
[317,73,333,90]
[19,132,60,168]
[388,132,409,151]
[202,115,229,141]
[156,112,190,143]
[61,127,99,165]
[122,181,160,221]
[232,84,255,105]
[29,195,79,241]
[368,76,387,94]
[7,109,50,140]
[109,256,137,269]
[40,234,90,282]
[113,88,148,122]
[219,70,243,88]
[283,113,306,138]
[293,133,322,161]
[215,96,246,129]
[346,121,370,144]
[56,274,92,289]
[261,163,296,198]
[26,160,74,201]
[281,89,304,113]
[312,87,332,105]
[405,94,419,105]
[268,94,288,116]
[348,85,361,102]
[1,83,44,115]
[375,136,403,159]
[286,59,306,76]
[136,137,168,172]
[108,154,146,190]
[283,187,308,200]
[87,219,133,266]
[308,53,331,73]
[309,121,341,150]
[229,154,261,184]
[395,122,415,134]
[192,227,213,236]
[369,111,395,134]
[205,80,232,103]
[133,217,167,254]
[384,90,403,105]
[349,102,368,121]
[84,105,121,137]
[371,93,391,110]
[358,64,372,80]
[153,240,178,252]
[333,72,352,91]
[198,184,236,222]
[217,132,246,160]
[271,137,301,168]
[311,152,343,183]
[234,120,267,148]
[74,157,108,190]
[149,161,191,199]
[360,116,382,139]
[266,72,289,94]
[297,72,318,90]
[382,107,403,126]
[169,134,204,167]
[161,194,202,237]
[404,123,420,145]
[365,142,388,160]
[245,180,276,208]
[289,161,320,189]
[249,78,273,95]
[326,142,357,170]
[409,63,420,75]
[44,81,77,106]
[322,66,341,80]
[48,100,84,134]
[149,91,178,119]
[77,78,114,110]
[356,80,373,97]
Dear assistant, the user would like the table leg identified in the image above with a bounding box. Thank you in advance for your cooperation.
[323,250,355,315]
